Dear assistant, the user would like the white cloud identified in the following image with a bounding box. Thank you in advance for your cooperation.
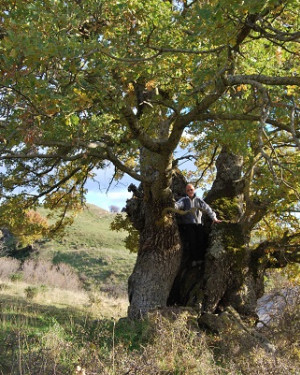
[86,189,133,211]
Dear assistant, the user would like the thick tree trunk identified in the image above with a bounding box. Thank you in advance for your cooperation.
[127,150,183,319]
[127,149,267,320]
[127,199,182,318]
[201,223,259,316]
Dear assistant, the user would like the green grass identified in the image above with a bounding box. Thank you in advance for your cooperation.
[0,294,116,374]
[0,289,153,375]
[1,289,299,375]
[1,202,136,301]
[1,204,298,374]
[51,247,136,294]
[0,203,142,373]
[36,204,136,295]
[39,203,129,252]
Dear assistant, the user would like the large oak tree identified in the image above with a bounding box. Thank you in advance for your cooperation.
[0,0,299,319]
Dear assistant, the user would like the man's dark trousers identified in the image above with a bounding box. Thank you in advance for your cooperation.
[178,224,207,261]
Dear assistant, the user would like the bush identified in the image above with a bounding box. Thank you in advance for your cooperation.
[21,259,82,291]
[10,272,23,282]
[0,257,20,279]
[25,286,39,300]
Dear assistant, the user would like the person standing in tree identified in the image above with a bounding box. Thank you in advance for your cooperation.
[175,184,222,264]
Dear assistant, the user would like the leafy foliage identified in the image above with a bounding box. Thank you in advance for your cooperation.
[0,0,299,254]
[111,213,139,253]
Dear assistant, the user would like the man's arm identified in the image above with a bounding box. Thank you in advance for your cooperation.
[198,199,222,223]
[175,197,185,210]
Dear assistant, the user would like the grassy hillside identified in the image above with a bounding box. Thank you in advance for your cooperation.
[0,202,134,319]
[38,203,129,251]
[36,204,136,296]
[0,204,299,374]
[0,280,298,375]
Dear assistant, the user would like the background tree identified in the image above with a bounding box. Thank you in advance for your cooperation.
[0,0,299,319]
[109,205,120,213]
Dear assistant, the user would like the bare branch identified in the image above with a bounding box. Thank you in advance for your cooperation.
[247,20,300,43]
[100,48,162,63]
[33,166,82,199]
[147,44,226,55]
[173,154,196,167]
[198,112,298,135]
[0,150,85,161]
[0,85,52,118]
[232,13,261,52]
[166,84,227,152]
[90,147,146,183]
[106,166,118,194]
[194,146,219,187]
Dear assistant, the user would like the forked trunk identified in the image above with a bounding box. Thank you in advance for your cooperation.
[127,150,265,319]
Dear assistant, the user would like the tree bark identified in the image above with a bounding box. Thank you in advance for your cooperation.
[127,199,182,318]
[127,150,183,319]
[126,149,282,320]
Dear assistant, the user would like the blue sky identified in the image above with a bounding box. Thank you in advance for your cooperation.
[86,185,134,211]
[85,166,136,211]
[85,151,198,211]
[0,148,197,212]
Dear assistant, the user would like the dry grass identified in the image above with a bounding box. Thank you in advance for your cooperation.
[76,304,299,375]
[22,259,82,290]
[0,279,87,307]
[0,257,82,290]
[213,288,300,375]
[0,289,299,375]
[0,278,128,319]
[0,257,20,279]
[110,309,226,375]
[0,229,298,374]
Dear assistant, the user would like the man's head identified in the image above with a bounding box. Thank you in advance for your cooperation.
[186,184,195,198]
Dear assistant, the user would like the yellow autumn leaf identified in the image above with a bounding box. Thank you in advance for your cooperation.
[236,84,247,92]
[128,82,135,92]
[275,47,282,64]
[73,88,93,104]
[286,85,297,96]
[146,79,156,91]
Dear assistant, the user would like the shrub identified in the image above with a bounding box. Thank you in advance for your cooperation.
[10,272,23,282]
[21,260,82,291]
[0,257,20,279]
[25,286,39,300]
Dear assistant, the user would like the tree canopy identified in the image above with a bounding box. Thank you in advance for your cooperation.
[0,0,299,247]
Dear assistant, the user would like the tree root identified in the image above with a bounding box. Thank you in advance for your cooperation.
[198,306,276,353]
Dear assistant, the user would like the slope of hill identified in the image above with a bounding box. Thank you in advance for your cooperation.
[0,203,136,299]
[35,203,136,296]
[0,205,298,375]
[38,203,127,251]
